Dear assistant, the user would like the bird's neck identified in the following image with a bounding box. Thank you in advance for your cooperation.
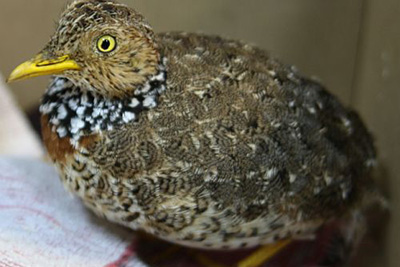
[40,58,167,145]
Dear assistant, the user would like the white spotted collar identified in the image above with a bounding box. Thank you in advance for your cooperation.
[40,59,167,146]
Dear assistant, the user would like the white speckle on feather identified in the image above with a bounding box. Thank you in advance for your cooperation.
[366,159,376,167]
[289,174,297,183]
[92,108,101,118]
[308,107,316,114]
[122,112,136,123]
[342,117,352,129]
[140,83,151,94]
[185,54,200,60]
[76,106,86,117]
[191,135,201,150]
[110,113,119,122]
[313,187,321,195]
[50,117,60,126]
[143,96,156,108]
[129,98,140,108]
[158,85,166,93]
[268,70,277,77]
[271,121,281,128]
[265,168,278,180]
[153,71,165,81]
[40,103,57,114]
[324,173,333,186]
[70,117,85,134]
[57,126,67,138]
[287,72,295,80]
[68,99,79,110]
[340,183,350,199]
[48,79,70,95]
[237,71,247,81]
[94,124,101,132]
[57,105,68,120]
[81,93,88,105]
[248,144,257,152]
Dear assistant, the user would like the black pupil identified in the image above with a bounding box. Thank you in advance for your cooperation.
[101,39,111,50]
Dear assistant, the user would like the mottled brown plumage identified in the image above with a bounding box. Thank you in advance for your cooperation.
[15,0,381,250]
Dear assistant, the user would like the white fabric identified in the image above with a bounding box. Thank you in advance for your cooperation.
[0,157,139,267]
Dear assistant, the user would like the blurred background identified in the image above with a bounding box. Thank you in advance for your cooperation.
[0,0,398,266]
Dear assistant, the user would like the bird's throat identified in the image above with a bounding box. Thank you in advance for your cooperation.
[40,59,167,146]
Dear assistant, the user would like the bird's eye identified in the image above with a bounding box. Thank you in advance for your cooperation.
[97,35,117,53]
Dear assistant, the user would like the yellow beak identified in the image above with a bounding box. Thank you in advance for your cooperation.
[7,54,81,83]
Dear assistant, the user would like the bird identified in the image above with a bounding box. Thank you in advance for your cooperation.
[8,0,382,264]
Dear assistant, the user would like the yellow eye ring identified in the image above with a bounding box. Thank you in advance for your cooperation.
[97,35,117,53]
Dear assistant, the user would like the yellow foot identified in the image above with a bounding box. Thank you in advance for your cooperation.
[192,252,228,267]
[237,240,292,267]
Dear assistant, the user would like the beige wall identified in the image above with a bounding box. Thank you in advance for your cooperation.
[0,0,398,266]
[0,0,362,108]
[353,0,400,266]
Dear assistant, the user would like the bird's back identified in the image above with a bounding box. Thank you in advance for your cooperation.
[75,32,377,248]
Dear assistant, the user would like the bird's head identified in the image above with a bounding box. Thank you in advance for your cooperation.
[8,0,162,98]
